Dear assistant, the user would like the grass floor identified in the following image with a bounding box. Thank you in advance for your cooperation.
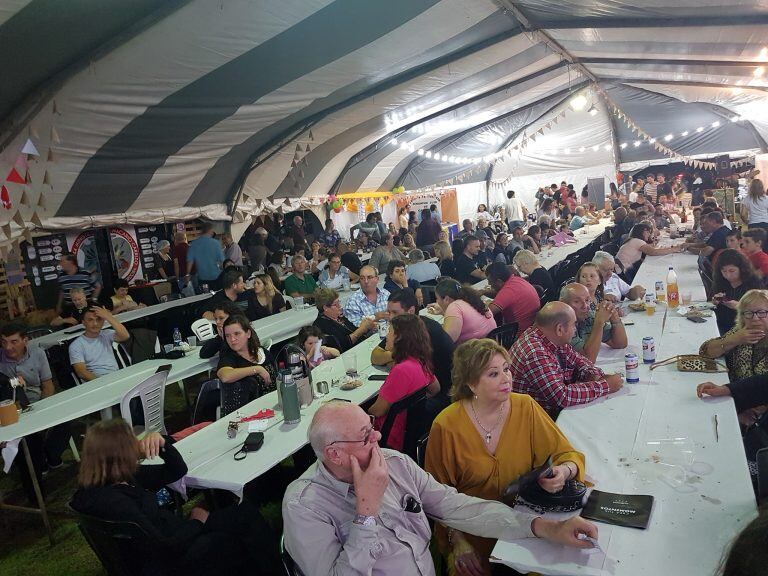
[0,378,289,575]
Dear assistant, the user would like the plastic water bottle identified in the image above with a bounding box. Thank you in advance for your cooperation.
[666,267,679,308]
[172,327,183,347]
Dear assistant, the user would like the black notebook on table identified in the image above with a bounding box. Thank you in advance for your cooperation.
[580,490,654,529]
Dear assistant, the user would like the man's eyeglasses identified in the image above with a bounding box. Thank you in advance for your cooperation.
[359,275,378,281]
[744,310,768,320]
[327,415,376,447]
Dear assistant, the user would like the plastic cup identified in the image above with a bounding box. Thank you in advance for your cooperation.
[681,292,692,305]
[343,353,358,377]
[187,336,197,348]
[645,302,656,316]
[163,343,174,354]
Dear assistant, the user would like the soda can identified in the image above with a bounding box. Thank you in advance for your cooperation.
[625,353,640,383]
[642,336,656,364]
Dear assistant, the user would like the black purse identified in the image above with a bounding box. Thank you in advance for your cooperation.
[743,411,768,461]
[502,458,587,514]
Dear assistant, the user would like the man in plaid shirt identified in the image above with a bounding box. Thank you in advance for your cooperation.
[343,265,390,327]
[509,302,623,415]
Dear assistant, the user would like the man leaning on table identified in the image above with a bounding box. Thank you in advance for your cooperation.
[560,284,628,364]
[282,401,598,576]
[343,265,390,327]
[509,302,622,415]
[68,306,131,382]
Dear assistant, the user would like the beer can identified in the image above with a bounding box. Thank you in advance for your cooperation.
[625,353,640,383]
[642,336,656,364]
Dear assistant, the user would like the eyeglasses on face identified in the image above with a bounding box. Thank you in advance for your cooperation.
[326,415,376,447]
[743,310,768,319]
[360,275,378,281]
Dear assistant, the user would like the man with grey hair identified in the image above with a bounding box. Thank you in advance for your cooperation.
[569,206,599,231]
[509,302,622,414]
[559,283,627,363]
[592,251,645,301]
[221,233,243,266]
[284,254,318,300]
[282,400,599,575]
[406,248,440,283]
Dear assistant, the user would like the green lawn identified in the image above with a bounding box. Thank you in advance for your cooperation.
[0,379,288,575]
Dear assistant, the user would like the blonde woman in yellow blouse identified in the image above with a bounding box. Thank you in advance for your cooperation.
[425,339,585,576]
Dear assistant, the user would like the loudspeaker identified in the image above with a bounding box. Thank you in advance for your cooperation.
[716,155,731,177]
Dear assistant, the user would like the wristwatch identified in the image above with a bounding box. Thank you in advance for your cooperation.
[353,514,377,527]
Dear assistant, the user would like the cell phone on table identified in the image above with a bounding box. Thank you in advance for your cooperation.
[368,374,387,381]
[687,316,707,323]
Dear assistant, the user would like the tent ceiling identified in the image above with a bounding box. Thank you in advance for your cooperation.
[1,0,768,237]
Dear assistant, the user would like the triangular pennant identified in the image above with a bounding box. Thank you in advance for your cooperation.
[22,139,40,156]
[19,189,29,206]
[43,171,51,186]
[50,125,61,144]
[291,159,297,169]
[52,100,60,115]
[14,154,28,173]
[47,148,55,162]
[1,185,11,209]
[24,170,32,184]
[305,144,311,153]
[31,211,43,227]
[12,210,25,227]
[308,130,314,141]
[295,143,302,153]
[6,167,25,184]
[2,223,10,239]
[293,152,300,162]
[537,127,545,135]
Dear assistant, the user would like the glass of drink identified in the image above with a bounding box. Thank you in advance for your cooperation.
[645,301,656,316]
[295,296,305,309]
[681,292,692,305]
[343,353,358,377]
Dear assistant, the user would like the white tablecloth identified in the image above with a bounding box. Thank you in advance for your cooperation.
[491,249,757,575]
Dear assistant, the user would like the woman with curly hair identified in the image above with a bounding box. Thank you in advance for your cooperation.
[425,339,584,576]
[711,249,764,335]
[429,279,496,344]
[368,314,439,451]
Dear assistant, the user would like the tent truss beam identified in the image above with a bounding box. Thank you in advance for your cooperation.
[542,15,768,29]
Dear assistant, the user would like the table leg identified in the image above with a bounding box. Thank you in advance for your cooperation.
[0,438,55,546]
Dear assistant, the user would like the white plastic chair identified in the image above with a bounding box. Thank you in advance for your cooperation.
[191,318,216,341]
[120,370,169,435]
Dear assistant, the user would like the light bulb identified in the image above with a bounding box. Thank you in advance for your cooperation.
[389,138,398,146]
[696,126,704,133]
[633,141,641,147]
[664,134,673,141]
[711,121,720,128]
[570,94,588,111]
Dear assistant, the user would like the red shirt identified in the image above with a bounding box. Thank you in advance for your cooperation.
[172,242,190,276]
[492,276,540,332]
[508,326,608,414]
[748,250,768,277]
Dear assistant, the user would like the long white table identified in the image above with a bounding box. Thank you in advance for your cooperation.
[491,247,757,575]
[32,291,214,350]
[174,334,385,498]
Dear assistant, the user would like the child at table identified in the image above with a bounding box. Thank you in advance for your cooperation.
[297,326,339,368]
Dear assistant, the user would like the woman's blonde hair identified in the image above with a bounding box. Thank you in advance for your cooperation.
[433,240,452,261]
[78,419,140,489]
[314,287,339,311]
[736,289,768,329]
[748,179,765,203]
[254,274,277,311]
[449,339,510,401]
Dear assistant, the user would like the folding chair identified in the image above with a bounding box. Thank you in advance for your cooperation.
[487,323,519,350]
[190,318,216,341]
[379,387,429,461]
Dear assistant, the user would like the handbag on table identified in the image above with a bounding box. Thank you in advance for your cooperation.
[502,458,587,514]
[650,355,728,373]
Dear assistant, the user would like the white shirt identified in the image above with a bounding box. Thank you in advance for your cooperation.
[476,211,493,222]
[604,272,631,300]
[505,197,524,221]
[743,195,768,224]
[406,261,441,283]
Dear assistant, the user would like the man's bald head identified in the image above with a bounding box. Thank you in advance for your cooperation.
[559,283,591,321]
[575,206,585,217]
[536,301,575,328]
[309,401,359,459]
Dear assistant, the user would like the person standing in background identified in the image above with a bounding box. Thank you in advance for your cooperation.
[505,190,527,231]
[186,222,225,291]
[222,233,243,267]
[172,231,190,279]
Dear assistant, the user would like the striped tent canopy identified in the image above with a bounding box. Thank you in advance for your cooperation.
[1,0,767,241]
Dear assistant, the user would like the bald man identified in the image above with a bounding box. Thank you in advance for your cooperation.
[508,302,623,415]
[342,264,390,327]
[282,401,598,575]
[559,283,627,363]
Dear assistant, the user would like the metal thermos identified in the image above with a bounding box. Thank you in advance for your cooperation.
[280,370,301,425]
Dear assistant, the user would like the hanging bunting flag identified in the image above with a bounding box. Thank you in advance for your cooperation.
[24,170,32,184]
[308,130,314,141]
[295,143,302,153]
[31,211,43,227]
[46,148,55,162]
[14,154,28,173]
[293,151,300,162]
[305,144,311,153]
[22,139,40,156]
[19,189,29,206]
[43,171,51,186]
[7,167,25,184]
[537,127,545,135]
[12,210,25,227]
[1,185,11,209]
[291,159,297,169]
[50,125,61,144]
[52,100,61,115]
[2,223,10,239]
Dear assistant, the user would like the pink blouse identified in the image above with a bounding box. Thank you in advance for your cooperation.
[445,300,497,344]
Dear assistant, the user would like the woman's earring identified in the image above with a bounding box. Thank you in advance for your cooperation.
[473,394,478,400]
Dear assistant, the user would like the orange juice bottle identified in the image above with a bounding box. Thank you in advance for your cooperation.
[666,267,679,308]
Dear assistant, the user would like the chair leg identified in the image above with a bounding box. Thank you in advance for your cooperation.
[69,437,80,462]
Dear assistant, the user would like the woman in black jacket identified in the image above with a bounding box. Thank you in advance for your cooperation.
[71,420,279,576]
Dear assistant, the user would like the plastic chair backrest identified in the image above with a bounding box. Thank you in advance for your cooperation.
[193,379,221,424]
[416,432,430,469]
[191,318,216,341]
[758,447,768,504]
[379,387,428,455]
[112,341,131,369]
[280,535,301,576]
[70,504,155,576]
[120,370,169,435]
[487,322,519,350]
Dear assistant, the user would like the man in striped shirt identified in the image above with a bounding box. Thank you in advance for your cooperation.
[643,174,658,204]
[57,254,100,313]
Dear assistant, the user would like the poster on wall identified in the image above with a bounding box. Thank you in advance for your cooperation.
[135,224,168,279]
[23,233,68,309]
[66,226,143,284]
[410,194,442,222]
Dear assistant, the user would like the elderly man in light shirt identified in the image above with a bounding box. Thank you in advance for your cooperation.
[343,264,389,326]
[405,249,440,283]
[282,401,598,576]
[592,251,645,302]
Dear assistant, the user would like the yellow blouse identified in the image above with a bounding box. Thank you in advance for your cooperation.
[425,393,585,572]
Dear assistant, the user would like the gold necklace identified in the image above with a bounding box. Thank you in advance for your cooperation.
[470,399,505,444]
